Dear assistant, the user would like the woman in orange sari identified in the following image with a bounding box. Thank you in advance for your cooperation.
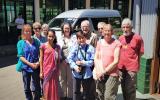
[39,30,60,100]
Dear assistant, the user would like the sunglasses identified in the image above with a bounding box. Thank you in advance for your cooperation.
[98,28,103,30]
[122,26,130,28]
[34,27,41,30]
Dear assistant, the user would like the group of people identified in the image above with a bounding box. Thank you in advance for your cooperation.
[17,18,144,100]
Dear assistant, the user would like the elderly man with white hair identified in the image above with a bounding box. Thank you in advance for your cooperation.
[118,18,144,100]
[81,20,98,47]
[97,22,106,40]
[41,23,49,37]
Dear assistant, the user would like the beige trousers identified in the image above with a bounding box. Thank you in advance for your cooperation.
[58,61,73,98]
[96,75,119,100]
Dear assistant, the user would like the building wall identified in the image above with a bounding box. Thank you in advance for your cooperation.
[0,0,132,45]
[140,0,158,58]
[133,0,158,58]
[133,0,159,94]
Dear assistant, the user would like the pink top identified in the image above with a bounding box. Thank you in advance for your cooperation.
[96,39,121,76]
[40,44,57,78]
[118,33,144,72]
[40,43,59,100]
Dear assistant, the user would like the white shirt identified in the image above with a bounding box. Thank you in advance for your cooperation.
[58,35,77,51]
[15,17,24,29]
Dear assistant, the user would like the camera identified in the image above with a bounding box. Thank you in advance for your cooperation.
[78,65,85,75]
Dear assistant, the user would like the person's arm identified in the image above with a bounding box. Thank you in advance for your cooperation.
[20,57,37,69]
[67,47,81,73]
[18,40,39,69]
[39,47,44,79]
[80,46,95,67]
[55,45,61,65]
[104,46,121,73]
[93,41,101,70]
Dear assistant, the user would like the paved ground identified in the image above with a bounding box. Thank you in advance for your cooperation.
[0,56,159,100]
[0,65,25,100]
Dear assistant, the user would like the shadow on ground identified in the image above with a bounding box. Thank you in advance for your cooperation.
[117,93,123,100]
[117,93,156,100]
[136,98,156,100]
[0,55,17,68]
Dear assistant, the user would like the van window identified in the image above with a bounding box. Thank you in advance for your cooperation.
[49,18,76,28]
[73,18,88,32]
[90,18,109,30]
[108,17,121,28]
[108,17,122,37]
[49,18,63,28]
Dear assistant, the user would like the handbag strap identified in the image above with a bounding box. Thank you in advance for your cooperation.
[77,44,88,60]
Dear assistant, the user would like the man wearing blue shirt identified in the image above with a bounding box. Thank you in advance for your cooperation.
[68,30,95,100]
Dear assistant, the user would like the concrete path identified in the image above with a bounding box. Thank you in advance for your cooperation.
[0,65,25,100]
[0,64,159,100]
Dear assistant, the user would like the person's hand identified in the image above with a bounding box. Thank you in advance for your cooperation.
[40,72,43,79]
[30,63,37,69]
[76,60,83,65]
[35,62,40,69]
[128,71,136,80]
[35,62,40,67]
[30,62,39,69]
[96,73,104,80]
[96,69,106,81]
[74,66,81,73]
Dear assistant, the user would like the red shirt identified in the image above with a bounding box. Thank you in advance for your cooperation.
[118,33,144,72]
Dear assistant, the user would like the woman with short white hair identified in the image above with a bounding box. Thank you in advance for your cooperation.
[41,23,49,37]
[33,22,47,43]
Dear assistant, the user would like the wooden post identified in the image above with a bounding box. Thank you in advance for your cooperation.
[65,0,69,11]
[34,0,40,22]
[86,0,90,9]
[150,11,160,94]
[150,58,159,94]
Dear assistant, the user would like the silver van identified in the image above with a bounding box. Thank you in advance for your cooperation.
[48,9,121,40]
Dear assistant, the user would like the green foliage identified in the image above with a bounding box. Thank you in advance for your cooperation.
[114,29,123,38]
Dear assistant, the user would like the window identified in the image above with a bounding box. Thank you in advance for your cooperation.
[90,0,110,9]
[73,18,88,32]
[42,0,63,23]
[90,18,108,30]
[69,0,85,10]
[113,0,129,18]
[108,17,121,28]
[109,17,122,36]
[49,18,64,28]
[49,18,76,29]
[0,0,5,28]
[26,1,34,24]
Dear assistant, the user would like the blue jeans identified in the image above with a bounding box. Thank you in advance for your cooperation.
[22,69,41,100]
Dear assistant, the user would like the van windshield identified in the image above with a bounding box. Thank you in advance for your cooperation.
[49,18,76,29]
